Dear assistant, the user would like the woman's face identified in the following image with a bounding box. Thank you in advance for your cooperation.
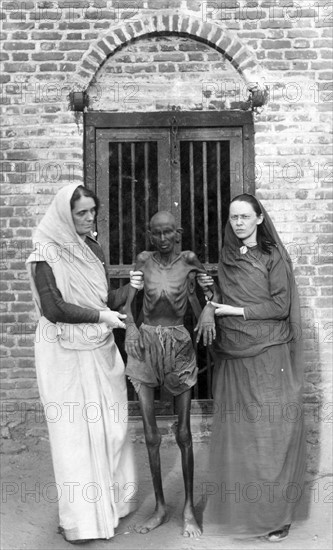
[229,200,263,246]
[71,196,96,238]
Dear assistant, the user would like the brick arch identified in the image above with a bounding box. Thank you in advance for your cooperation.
[73,13,268,104]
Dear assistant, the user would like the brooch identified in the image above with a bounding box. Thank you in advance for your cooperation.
[240,246,248,255]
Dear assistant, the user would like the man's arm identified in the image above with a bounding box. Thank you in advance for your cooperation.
[183,251,221,301]
[183,251,220,346]
[182,250,206,272]
[122,252,148,321]
[108,270,143,310]
[123,252,149,360]
[194,303,217,346]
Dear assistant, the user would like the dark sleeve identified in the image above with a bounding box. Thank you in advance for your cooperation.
[35,262,100,324]
[243,250,291,320]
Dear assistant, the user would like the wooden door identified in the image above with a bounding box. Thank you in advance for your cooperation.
[85,112,254,414]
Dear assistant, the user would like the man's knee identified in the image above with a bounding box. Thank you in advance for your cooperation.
[144,427,162,449]
[176,424,192,448]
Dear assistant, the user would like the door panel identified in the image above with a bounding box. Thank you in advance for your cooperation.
[175,128,243,268]
[96,128,170,273]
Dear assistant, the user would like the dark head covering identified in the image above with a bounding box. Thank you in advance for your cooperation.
[217,194,304,387]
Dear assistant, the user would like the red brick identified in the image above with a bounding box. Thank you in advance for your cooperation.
[59,41,89,51]
[59,63,76,71]
[318,72,333,80]
[95,40,111,56]
[31,52,64,61]
[94,22,111,30]
[9,369,36,379]
[264,61,290,70]
[321,287,333,296]
[65,52,84,63]
[188,53,204,61]
[260,20,292,29]
[89,49,104,64]
[31,31,62,40]
[3,42,35,50]
[178,63,207,72]
[311,61,333,70]
[285,50,318,59]
[40,63,58,72]
[154,52,186,62]
[267,51,283,59]
[12,53,29,61]
[2,388,39,399]
[0,292,16,302]
[225,41,243,60]
[320,50,333,59]
[294,39,311,48]
[125,64,157,73]
[4,63,36,72]
[262,40,292,49]
[66,33,83,40]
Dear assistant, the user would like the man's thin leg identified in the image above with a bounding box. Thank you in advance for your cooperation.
[175,389,202,538]
[135,384,169,533]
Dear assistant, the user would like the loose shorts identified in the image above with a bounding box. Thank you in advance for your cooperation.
[125,323,198,396]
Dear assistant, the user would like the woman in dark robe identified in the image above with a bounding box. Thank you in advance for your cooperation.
[196,193,306,541]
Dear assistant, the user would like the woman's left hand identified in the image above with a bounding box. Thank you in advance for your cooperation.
[196,273,214,291]
[130,270,144,290]
[210,302,244,317]
[99,309,127,329]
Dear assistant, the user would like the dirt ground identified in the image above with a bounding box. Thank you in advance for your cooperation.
[1,436,332,550]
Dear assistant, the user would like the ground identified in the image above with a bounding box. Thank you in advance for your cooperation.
[1,435,332,550]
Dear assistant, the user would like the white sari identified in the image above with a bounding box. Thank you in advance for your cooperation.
[27,184,136,541]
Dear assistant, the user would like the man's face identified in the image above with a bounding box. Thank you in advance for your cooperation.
[149,215,179,255]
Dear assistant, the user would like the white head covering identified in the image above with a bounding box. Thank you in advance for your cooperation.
[26,184,108,319]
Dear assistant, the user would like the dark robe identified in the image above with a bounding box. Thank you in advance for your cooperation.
[203,201,306,537]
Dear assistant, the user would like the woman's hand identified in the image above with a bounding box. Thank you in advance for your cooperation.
[99,309,127,329]
[130,270,144,290]
[196,273,214,291]
[194,303,216,346]
[210,302,244,317]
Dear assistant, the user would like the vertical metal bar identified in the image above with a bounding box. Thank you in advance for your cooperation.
[216,142,222,259]
[207,350,212,399]
[189,142,195,251]
[118,143,123,265]
[243,122,255,193]
[202,142,209,263]
[230,138,243,196]
[95,134,110,265]
[193,353,198,399]
[144,142,149,250]
[131,143,136,262]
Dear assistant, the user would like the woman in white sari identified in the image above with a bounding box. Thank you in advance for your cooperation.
[27,184,143,544]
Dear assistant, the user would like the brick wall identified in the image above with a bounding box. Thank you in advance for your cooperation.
[0,1,332,474]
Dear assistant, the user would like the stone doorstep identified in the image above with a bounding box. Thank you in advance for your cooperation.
[128,414,213,442]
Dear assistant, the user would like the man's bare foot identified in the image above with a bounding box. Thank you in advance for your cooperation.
[135,508,169,534]
[182,507,202,538]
